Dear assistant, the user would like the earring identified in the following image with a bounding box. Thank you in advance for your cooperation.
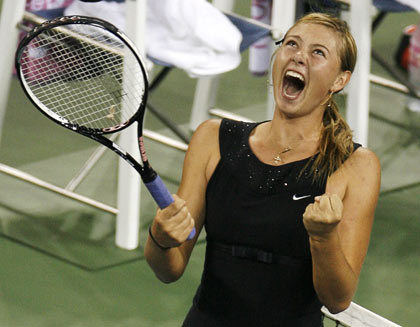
[322,91,334,108]
[327,91,334,108]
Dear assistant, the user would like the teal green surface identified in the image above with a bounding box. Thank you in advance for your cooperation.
[0,1,419,326]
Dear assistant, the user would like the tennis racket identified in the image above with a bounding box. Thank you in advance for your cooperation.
[15,15,195,240]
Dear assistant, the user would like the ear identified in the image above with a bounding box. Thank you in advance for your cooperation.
[331,70,351,93]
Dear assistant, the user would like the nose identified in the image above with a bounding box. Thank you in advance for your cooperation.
[292,50,305,65]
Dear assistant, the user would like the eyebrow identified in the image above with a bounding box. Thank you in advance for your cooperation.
[284,34,331,54]
[312,43,330,54]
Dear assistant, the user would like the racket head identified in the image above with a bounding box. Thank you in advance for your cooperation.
[15,15,149,135]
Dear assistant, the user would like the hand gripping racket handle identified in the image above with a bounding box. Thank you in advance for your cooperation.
[144,175,196,240]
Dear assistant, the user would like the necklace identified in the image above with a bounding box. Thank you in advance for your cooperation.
[268,123,323,165]
[272,136,320,165]
[273,147,292,164]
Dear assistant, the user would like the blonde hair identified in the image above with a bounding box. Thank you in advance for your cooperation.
[282,13,358,182]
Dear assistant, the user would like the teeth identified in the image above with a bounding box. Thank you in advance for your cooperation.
[285,70,304,82]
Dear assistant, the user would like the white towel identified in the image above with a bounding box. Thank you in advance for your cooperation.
[64,0,242,77]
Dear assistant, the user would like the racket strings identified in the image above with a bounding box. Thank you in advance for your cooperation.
[36,30,140,125]
[19,24,146,131]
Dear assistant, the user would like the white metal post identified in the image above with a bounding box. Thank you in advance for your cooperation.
[190,76,220,130]
[115,0,147,250]
[346,0,372,146]
[0,0,26,145]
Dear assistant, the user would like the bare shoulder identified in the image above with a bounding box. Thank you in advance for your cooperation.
[183,119,222,182]
[341,146,381,197]
[189,119,221,149]
[187,119,221,160]
[346,146,381,180]
[349,146,380,167]
[327,146,381,199]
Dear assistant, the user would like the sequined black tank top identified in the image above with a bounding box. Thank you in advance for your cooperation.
[183,119,360,327]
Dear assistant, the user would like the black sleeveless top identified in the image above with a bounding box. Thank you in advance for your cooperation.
[183,119,360,327]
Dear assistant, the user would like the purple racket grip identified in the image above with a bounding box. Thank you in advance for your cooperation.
[145,175,174,209]
[145,175,196,240]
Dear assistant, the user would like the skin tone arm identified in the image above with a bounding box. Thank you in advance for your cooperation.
[144,119,221,283]
[303,147,381,313]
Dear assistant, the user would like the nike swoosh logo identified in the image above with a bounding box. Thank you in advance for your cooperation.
[292,194,312,201]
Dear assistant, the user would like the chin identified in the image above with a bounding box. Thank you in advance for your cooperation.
[275,104,303,119]
[274,93,305,116]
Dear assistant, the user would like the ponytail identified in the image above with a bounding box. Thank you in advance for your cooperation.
[306,97,354,183]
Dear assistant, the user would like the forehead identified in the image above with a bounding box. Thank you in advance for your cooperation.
[286,22,341,52]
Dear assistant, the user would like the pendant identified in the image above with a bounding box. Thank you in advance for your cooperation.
[273,147,291,165]
[273,154,283,165]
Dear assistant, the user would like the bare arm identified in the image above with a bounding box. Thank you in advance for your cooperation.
[303,148,381,313]
[144,119,221,283]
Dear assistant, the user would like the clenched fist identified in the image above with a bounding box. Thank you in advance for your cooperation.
[303,194,343,239]
[151,194,195,249]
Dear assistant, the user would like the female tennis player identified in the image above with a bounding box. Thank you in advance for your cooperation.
[145,13,381,327]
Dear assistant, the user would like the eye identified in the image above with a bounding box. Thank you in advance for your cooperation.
[286,40,297,47]
[314,49,325,57]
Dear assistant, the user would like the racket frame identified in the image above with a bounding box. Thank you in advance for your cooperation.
[15,15,149,134]
[15,15,152,179]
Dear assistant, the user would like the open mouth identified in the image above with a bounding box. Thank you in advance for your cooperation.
[282,70,305,99]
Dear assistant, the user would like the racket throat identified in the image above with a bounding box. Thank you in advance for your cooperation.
[141,163,157,183]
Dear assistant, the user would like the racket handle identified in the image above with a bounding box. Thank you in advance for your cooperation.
[145,175,174,208]
[145,175,196,240]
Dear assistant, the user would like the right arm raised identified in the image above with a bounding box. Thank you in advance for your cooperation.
[144,119,221,283]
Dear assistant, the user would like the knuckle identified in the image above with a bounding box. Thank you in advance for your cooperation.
[181,206,189,216]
